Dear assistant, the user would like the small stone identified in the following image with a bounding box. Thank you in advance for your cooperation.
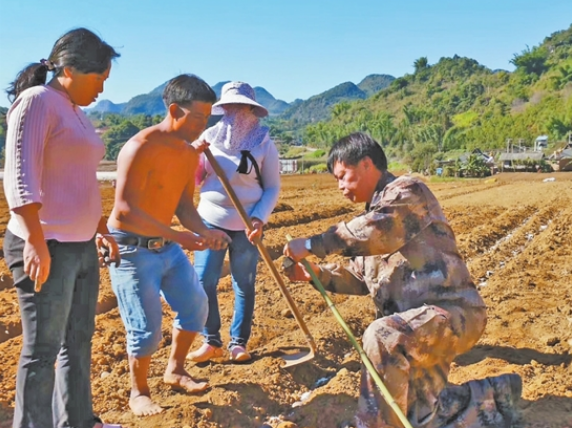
[300,391,311,402]
[546,337,560,346]
[100,371,110,379]
[530,359,540,367]
[281,308,294,318]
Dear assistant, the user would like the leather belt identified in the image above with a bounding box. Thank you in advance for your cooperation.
[114,235,172,250]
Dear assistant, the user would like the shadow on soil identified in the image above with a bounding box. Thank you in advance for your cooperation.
[454,345,572,367]
[519,395,572,428]
[203,387,357,428]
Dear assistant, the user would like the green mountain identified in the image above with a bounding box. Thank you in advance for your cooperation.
[279,74,395,125]
[301,24,572,172]
[89,99,125,115]
[252,86,290,115]
[357,74,396,97]
[122,83,167,116]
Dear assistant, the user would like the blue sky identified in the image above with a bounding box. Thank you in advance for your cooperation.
[1,0,571,108]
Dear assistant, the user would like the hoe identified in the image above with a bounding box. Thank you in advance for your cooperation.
[204,148,317,368]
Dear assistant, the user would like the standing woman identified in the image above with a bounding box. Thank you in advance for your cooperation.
[3,28,122,428]
[188,81,280,363]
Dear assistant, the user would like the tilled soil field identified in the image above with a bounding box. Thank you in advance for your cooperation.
[1,172,572,428]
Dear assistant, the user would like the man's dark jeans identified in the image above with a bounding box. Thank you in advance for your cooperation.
[4,230,100,428]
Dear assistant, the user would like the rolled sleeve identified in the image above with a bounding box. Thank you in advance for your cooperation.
[314,261,369,296]
[311,181,432,258]
[4,93,51,210]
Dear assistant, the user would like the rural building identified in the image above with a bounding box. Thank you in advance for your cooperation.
[534,135,548,151]
[279,159,298,174]
[458,148,496,166]
[498,152,545,172]
[557,148,572,171]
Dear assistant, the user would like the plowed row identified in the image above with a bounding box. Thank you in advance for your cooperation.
[0,172,571,428]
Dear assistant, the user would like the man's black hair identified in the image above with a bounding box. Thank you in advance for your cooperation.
[162,74,216,107]
[327,132,388,173]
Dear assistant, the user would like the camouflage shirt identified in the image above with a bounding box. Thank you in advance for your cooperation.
[310,172,485,317]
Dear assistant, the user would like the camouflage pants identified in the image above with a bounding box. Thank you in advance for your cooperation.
[355,304,521,428]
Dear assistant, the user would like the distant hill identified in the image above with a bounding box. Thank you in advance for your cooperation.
[357,74,396,97]
[88,99,126,115]
[88,80,291,117]
[121,82,167,116]
[279,75,395,124]
[253,86,290,115]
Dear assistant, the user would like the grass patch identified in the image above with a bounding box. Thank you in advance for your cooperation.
[388,161,409,172]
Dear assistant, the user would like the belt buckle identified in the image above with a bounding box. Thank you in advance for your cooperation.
[147,237,164,250]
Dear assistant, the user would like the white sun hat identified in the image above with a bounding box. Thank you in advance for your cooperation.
[212,81,268,117]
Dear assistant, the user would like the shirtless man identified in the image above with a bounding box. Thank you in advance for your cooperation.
[107,74,231,416]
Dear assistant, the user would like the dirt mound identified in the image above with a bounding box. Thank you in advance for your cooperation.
[0,173,572,427]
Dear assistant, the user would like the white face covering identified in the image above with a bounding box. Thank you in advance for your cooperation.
[208,104,268,151]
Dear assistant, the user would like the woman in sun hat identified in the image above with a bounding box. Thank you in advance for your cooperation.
[188,81,280,362]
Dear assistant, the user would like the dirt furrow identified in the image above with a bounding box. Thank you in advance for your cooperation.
[456,204,538,260]
[437,181,505,201]
[466,198,566,281]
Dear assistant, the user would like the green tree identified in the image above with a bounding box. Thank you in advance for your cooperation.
[510,45,549,76]
[550,64,572,89]
[413,57,429,73]
[331,101,351,119]
[102,121,140,160]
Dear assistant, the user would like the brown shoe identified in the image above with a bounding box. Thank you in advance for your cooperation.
[230,345,251,362]
[187,343,223,363]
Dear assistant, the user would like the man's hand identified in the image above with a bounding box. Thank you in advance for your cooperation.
[177,231,209,251]
[191,139,210,153]
[246,217,263,244]
[23,236,51,285]
[283,237,310,262]
[203,229,232,251]
[282,257,320,282]
[96,234,121,267]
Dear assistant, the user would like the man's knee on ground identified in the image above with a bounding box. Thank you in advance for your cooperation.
[362,318,392,360]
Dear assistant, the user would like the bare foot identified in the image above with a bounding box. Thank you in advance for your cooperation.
[129,394,163,416]
[164,369,208,394]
